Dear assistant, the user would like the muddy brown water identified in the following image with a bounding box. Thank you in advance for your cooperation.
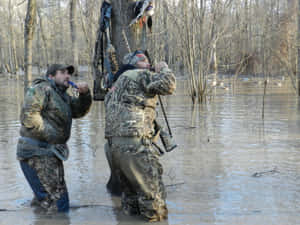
[0,75,299,225]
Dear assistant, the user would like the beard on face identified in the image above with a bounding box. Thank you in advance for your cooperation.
[55,79,69,92]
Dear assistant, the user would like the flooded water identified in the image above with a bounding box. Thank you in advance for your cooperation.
[0,74,299,225]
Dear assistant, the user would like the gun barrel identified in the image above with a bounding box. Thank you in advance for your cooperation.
[158,96,172,137]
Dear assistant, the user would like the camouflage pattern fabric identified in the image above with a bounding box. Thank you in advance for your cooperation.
[19,77,92,145]
[105,143,122,196]
[104,67,175,221]
[108,139,168,222]
[20,156,69,213]
[104,67,175,139]
[18,76,92,213]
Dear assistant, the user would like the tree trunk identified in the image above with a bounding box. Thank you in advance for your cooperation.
[93,0,143,100]
[8,0,18,74]
[36,23,41,75]
[110,0,141,62]
[70,0,79,71]
[37,8,49,66]
[24,0,37,92]
[78,0,97,73]
[57,0,64,62]
[0,32,4,73]
[297,0,300,95]
[163,4,169,64]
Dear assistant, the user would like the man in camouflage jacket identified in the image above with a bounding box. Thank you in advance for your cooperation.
[104,51,176,222]
[17,64,92,213]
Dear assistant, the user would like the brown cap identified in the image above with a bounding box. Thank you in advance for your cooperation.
[46,64,75,76]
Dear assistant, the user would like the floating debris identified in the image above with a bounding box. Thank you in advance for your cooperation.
[173,125,197,129]
[165,182,185,188]
[252,167,279,177]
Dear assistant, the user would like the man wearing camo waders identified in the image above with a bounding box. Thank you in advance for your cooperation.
[104,51,176,221]
[17,64,92,213]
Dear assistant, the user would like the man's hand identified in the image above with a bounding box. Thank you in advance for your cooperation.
[76,82,89,94]
[154,62,168,73]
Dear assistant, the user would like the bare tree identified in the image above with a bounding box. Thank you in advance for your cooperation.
[93,0,146,100]
[70,0,79,70]
[78,0,95,70]
[8,0,18,74]
[297,0,300,95]
[37,8,49,66]
[110,0,145,60]
[24,0,37,91]
[58,0,64,62]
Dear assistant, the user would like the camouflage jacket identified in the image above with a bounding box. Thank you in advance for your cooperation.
[19,77,92,144]
[104,67,176,139]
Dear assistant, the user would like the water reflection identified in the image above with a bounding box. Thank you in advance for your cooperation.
[33,213,71,225]
[0,76,300,224]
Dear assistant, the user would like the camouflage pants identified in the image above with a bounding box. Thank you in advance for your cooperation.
[105,137,168,222]
[20,155,69,213]
[105,143,122,196]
